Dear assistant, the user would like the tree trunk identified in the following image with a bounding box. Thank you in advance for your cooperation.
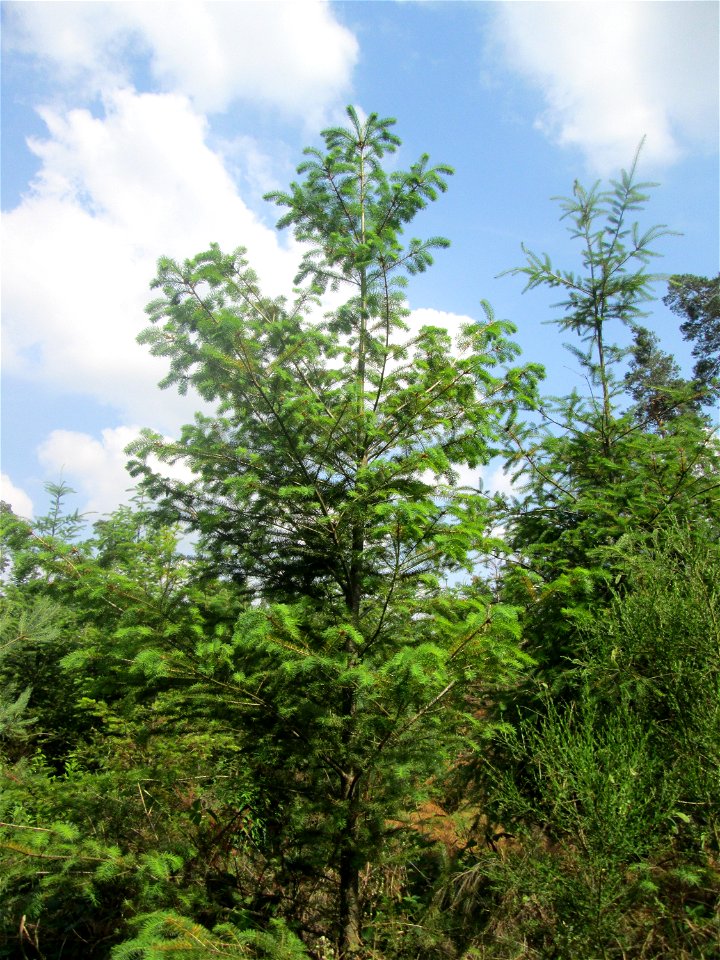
[338,792,362,957]
[338,556,363,957]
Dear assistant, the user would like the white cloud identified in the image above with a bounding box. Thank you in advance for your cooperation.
[491,1,719,172]
[4,1,358,120]
[2,88,302,434]
[37,426,139,517]
[481,461,517,499]
[2,2,133,91]
[37,425,194,517]
[0,474,34,519]
[131,2,358,120]
[216,134,292,202]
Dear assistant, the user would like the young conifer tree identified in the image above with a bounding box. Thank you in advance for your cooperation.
[128,107,538,955]
[500,152,720,682]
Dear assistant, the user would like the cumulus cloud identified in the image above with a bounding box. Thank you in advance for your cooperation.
[37,425,195,517]
[0,474,34,519]
[2,88,303,433]
[3,1,358,120]
[37,426,139,517]
[481,461,517,499]
[2,2,361,515]
[491,1,719,172]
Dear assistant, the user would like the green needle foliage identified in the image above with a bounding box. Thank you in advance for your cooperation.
[112,912,308,960]
[1,495,258,958]
[499,152,720,682]
[127,107,539,955]
[2,113,716,960]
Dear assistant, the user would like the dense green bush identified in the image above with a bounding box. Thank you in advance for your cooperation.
[458,526,720,959]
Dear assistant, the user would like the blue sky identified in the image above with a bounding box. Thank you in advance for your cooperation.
[2,1,718,522]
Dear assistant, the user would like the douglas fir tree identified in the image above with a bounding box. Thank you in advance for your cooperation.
[129,107,539,955]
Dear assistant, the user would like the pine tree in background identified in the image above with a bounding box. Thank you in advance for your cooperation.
[664,272,720,405]
[128,107,539,955]
[623,324,699,429]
